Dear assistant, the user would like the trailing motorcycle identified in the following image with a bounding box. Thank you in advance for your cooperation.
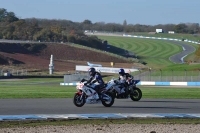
[73,79,115,107]
[105,78,142,101]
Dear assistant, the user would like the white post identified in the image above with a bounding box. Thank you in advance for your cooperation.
[49,54,54,74]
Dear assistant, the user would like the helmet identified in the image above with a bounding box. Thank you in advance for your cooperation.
[88,67,96,76]
[119,68,125,75]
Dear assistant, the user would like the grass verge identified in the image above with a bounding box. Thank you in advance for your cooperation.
[0,85,200,99]
[0,118,200,128]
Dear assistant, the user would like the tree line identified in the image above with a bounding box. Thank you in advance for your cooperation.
[0,8,199,50]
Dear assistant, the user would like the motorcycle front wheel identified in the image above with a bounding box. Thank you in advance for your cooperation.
[101,92,115,107]
[73,93,86,107]
[130,87,142,101]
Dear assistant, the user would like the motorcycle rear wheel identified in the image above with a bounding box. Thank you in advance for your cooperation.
[73,93,86,107]
[130,87,142,101]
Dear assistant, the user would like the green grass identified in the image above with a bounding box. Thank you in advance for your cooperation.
[0,78,200,99]
[1,85,200,99]
[161,64,200,71]
[97,35,200,70]
[98,36,181,68]
[0,85,74,98]
[129,32,200,42]
[142,87,200,99]
[0,78,71,98]
[183,43,199,62]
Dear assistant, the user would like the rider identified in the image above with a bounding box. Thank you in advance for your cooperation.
[118,68,134,94]
[85,67,105,100]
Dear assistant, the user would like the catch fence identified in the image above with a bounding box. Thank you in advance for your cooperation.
[1,68,199,82]
[63,70,200,83]
[64,73,89,83]
[133,70,200,82]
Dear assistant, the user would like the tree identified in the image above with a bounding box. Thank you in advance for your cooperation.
[0,8,19,22]
[186,23,199,34]
[0,8,7,22]
[174,23,188,33]
[82,19,92,25]
[67,34,76,43]
[123,20,127,32]
[123,20,127,26]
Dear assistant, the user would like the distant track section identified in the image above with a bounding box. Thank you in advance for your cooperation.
[169,41,196,64]
[87,33,197,64]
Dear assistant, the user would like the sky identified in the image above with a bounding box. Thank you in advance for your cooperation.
[1,0,200,25]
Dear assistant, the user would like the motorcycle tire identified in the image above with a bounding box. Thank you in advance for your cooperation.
[101,92,115,107]
[130,87,142,101]
[73,93,86,107]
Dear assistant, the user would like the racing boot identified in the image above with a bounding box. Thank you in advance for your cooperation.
[96,92,102,101]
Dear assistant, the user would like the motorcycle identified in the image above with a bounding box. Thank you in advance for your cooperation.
[73,79,115,107]
[105,78,142,101]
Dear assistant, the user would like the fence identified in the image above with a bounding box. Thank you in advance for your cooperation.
[133,70,200,82]
[0,68,27,76]
[64,73,89,83]
[62,70,200,83]
[1,68,199,82]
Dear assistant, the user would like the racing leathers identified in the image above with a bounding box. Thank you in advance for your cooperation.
[86,72,105,99]
[118,73,134,94]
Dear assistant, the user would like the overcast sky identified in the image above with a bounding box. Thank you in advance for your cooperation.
[1,0,199,25]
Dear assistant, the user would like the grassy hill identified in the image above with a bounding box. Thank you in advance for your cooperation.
[1,32,200,74]
[125,32,200,42]
[0,42,142,74]
[97,35,200,71]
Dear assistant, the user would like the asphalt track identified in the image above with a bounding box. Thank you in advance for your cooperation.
[169,41,196,64]
[0,98,200,115]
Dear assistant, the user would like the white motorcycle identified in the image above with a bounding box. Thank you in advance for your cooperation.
[73,79,115,107]
[105,78,142,101]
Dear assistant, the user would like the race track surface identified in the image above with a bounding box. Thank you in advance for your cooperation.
[169,41,196,63]
[0,98,200,115]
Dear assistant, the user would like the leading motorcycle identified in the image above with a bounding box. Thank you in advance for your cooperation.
[105,78,142,101]
[73,79,115,107]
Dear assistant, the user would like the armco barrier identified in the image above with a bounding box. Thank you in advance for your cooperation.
[60,82,200,86]
[0,113,200,121]
[122,34,200,44]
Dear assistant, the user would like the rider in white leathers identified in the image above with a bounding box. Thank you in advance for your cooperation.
[85,67,105,100]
